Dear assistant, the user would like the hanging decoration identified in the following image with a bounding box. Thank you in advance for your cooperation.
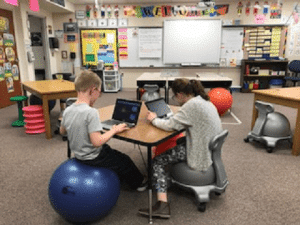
[121,4,229,18]
[29,0,39,12]
[263,1,270,15]
[246,1,251,16]
[101,5,105,18]
[255,14,266,24]
[135,6,142,18]
[270,2,282,19]
[114,5,119,18]
[237,1,243,16]
[253,1,260,15]
[107,5,112,18]
[86,5,91,19]
[93,5,98,18]
[4,0,18,6]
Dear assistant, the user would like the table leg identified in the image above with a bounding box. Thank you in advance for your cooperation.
[292,107,300,156]
[147,145,153,224]
[23,89,29,106]
[137,87,141,100]
[165,86,168,104]
[42,95,52,139]
[251,95,258,130]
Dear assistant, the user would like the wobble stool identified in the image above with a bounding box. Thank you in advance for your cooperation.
[9,96,28,127]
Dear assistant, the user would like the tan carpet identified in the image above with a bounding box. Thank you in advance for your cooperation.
[1,89,299,225]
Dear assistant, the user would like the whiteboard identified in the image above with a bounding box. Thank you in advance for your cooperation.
[119,28,171,68]
[220,27,244,66]
[163,20,222,64]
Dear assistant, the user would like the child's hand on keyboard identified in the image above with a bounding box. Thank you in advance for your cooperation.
[111,123,130,134]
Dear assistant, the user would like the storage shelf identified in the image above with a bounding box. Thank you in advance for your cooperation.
[244,75,285,77]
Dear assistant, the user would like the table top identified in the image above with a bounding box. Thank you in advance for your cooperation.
[252,87,300,102]
[22,80,76,94]
[98,103,183,146]
[137,72,232,82]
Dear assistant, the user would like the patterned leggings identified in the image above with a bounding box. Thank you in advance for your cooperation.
[152,142,187,193]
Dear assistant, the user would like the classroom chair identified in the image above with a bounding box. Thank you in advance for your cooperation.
[52,73,75,111]
[9,95,28,127]
[170,130,229,212]
[287,60,300,87]
[54,97,77,141]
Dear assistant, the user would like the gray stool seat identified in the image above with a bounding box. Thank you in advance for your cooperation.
[170,130,229,212]
[171,163,215,186]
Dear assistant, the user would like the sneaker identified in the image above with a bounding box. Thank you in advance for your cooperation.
[136,179,148,192]
[138,201,171,219]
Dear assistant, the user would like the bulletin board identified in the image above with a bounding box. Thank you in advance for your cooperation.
[0,8,22,109]
[80,29,118,67]
[243,26,287,60]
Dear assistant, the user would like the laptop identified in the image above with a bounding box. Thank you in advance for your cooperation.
[101,98,142,130]
[145,98,173,119]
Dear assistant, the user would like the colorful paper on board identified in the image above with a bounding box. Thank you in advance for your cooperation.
[12,64,19,80]
[0,66,4,81]
[6,76,14,93]
[0,17,9,32]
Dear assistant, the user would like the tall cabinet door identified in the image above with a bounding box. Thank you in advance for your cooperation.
[0,8,22,109]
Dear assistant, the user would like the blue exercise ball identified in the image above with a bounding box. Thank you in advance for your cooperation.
[48,158,120,223]
[29,95,56,112]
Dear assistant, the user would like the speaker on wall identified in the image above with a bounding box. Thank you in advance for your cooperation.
[49,37,59,49]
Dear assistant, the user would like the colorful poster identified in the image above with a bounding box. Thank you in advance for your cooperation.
[4,62,12,77]
[6,76,14,93]
[12,64,19,80]
[0,65,4,81]
[0,16,9,32]
[5,47,15,61]
[3,33,14,46]
[0,34,3,46]
[0,47,5,63]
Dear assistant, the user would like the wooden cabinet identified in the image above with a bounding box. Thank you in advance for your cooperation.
[240,60,289,93]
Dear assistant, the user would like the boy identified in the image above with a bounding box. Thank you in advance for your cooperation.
[60,70,146,191]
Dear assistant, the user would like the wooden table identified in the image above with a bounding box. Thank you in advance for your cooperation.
[22,80,77,139]
[98,103,184,224]
[136,72,232,103]
[251,87,300,156]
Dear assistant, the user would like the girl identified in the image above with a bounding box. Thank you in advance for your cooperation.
[139,78,223,219]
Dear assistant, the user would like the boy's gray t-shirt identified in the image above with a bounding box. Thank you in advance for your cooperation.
[61,103,103,160]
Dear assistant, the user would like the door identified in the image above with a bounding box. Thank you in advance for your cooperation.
[28,15,46,80]
[0,8,22,109]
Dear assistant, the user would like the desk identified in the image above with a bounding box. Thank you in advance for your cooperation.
[98,103,184,224]
[136,73,232,103]
[251,87,300,156]
[22,80,77,139]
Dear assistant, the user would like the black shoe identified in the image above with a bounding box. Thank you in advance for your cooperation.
[138,201,171,219]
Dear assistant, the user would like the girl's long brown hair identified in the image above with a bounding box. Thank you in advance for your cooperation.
[171,78,210,101]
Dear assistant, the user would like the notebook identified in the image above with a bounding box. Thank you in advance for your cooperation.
[101,98,142,130]
[145,98,173,119]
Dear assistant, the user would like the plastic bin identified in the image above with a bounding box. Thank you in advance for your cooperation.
[269,79,284,89]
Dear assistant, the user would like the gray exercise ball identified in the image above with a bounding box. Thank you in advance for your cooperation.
[262,112,291,138]
[141,84,160,102]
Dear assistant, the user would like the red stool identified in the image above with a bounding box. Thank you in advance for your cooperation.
[22,105,45,134]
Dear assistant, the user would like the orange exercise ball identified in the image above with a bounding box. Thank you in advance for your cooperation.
[208,88,233,116]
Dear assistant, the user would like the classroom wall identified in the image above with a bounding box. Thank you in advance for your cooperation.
[0,0,60,82]
[52,0,298,88]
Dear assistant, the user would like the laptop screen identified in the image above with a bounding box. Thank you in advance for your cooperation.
[112,99,142,124]
[145,98,172,118]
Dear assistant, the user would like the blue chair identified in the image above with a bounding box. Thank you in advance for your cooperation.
[287,60,300,86]
[170,130,229,212]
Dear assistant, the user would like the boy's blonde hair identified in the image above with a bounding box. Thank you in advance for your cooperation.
[74,70,102,92]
